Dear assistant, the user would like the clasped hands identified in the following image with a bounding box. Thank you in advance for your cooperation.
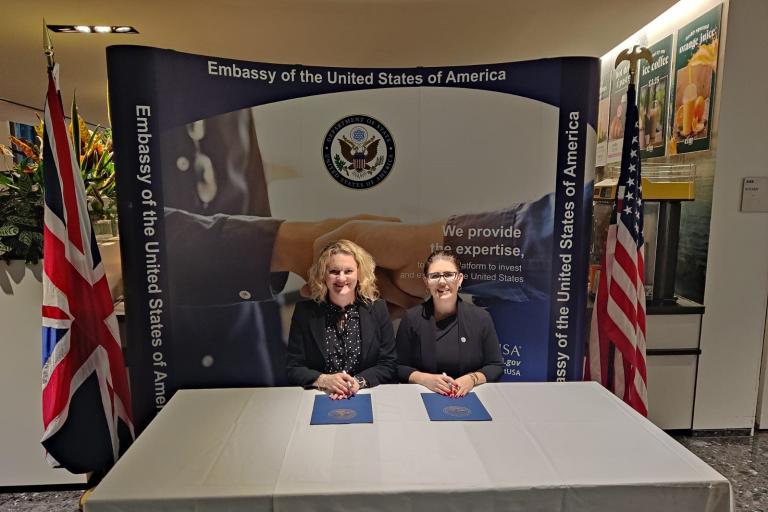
[314,372,359,400]
[411,371,476,398]
[272,214,444,316]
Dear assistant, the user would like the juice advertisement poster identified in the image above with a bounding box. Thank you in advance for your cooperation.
[672,4,722,154]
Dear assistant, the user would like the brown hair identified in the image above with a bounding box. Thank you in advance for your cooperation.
[424,249,463,275]
[307,239,379,303]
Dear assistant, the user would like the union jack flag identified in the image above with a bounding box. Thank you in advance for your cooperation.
[586,82,648,416]
[41,64,134,472]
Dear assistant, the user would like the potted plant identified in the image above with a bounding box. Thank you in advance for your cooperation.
[0,104,117,262]
[74,117,118,235]
[0,132,44,262]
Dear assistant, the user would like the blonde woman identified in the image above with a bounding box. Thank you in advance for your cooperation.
[287,240,397,399]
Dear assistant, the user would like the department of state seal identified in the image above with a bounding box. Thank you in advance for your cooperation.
[442,405,472,417]
[328,408,358,420]
[322,115,395,189]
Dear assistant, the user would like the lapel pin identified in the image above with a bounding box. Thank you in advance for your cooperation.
[460,337,467,343]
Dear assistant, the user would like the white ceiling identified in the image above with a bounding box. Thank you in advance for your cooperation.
[0,0,677,126]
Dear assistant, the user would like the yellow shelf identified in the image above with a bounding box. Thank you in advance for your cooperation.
[595,162,696,201]
[594,177,695,201]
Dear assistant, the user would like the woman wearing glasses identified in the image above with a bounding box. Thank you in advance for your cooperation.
[396,250,503,396]
[287,240,397,399]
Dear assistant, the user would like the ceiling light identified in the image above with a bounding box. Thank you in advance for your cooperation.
[46,25,139,34]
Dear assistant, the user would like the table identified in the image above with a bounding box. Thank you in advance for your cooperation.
[86,383,732,512]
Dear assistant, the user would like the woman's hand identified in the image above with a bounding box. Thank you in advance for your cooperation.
[452,375,474,397]
[329,378,360,400]
[411,372,455,395]
[271,215,402,279]
[454,372,485,397]
[315,372,357,397]
[310,220,443,300]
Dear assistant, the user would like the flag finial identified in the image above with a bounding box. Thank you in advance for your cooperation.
[43,19,55,69]
[615,45,653,83]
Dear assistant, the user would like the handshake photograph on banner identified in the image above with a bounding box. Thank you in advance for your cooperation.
[271,215,442,316]
[159,101,555,388]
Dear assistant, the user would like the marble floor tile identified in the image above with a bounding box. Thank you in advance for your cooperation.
[0,490,80,511]
[676,431,768,512]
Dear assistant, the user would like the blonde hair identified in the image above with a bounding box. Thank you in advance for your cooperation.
[307,239,379,304]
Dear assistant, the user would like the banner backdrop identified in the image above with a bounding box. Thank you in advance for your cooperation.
[106,46,598,430]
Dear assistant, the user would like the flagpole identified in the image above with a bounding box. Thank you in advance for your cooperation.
[585,45,654,408]
[43,20,97,497]
[43,19,55,70]
[611,45,652,410]
[40,17,133,500]
[595,46,654,400]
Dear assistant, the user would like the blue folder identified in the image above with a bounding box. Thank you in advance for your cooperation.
[421,392,492,421]
[310,394,373,425]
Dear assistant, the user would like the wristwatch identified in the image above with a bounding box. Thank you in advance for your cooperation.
[355,376,367,389]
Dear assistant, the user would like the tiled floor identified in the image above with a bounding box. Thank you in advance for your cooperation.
[2,431,766,511]
[0,490,82,512]
[677,431,768,512]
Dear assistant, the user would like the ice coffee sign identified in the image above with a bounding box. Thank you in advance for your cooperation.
[637,35,673,159]
[672,4,722,154]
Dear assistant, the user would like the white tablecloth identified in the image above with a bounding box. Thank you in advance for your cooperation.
[86,382,732,512]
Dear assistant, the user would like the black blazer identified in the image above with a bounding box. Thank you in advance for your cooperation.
[396,299,503,383]
[286,299,397,387]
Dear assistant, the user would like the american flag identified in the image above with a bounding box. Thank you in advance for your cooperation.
[586,82,648,416]
[40,64,134,472]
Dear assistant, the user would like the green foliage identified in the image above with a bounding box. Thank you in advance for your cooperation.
[0,155,44,262]
[0,99,117,262]
[334,154,348,176]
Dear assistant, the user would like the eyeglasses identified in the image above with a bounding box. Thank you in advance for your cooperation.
[426,271,459,282]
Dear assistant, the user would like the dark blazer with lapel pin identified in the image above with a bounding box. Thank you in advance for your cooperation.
[396,298,503,383]
[286,299,397,387]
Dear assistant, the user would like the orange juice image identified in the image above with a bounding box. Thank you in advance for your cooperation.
[681,83,697,136]
[674,38,718,141]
